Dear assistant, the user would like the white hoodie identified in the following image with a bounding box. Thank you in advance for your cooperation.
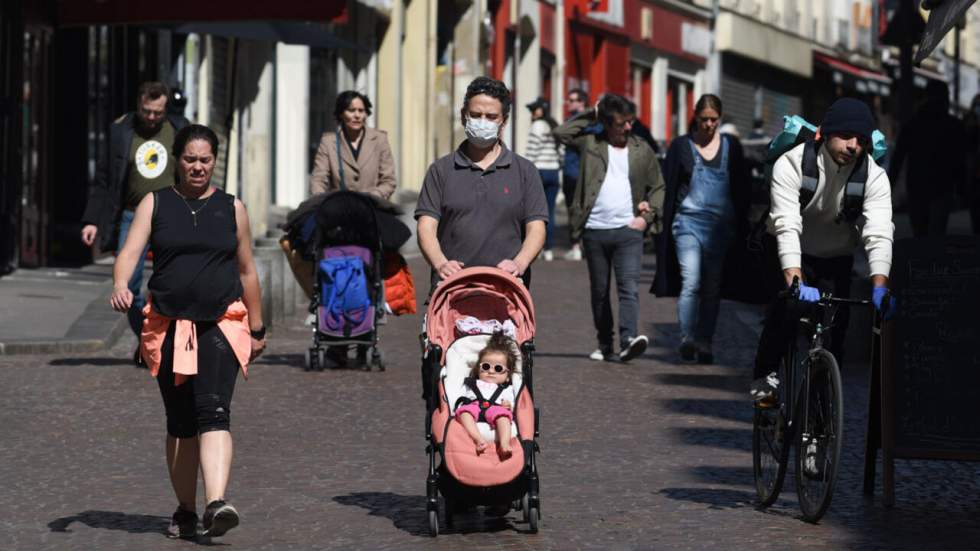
[768,142,894,277]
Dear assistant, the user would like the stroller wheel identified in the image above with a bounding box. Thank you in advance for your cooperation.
[521,494,529,523]
[427,509,439,537]
[372,348,385,371]
[527,506,539,533]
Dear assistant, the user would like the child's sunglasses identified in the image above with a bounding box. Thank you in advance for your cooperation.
[480,362,509,373]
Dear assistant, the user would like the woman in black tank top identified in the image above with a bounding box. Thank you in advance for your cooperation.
[110,124,265,539]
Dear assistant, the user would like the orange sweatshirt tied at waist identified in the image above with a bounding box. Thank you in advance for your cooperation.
[141,299,252,386]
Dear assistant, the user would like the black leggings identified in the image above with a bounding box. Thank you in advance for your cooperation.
[754,254,854,379]
[157,320,240,438]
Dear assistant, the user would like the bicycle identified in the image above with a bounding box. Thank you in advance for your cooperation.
[751,280,880,523]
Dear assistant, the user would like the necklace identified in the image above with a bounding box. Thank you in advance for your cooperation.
[172,185,214,227]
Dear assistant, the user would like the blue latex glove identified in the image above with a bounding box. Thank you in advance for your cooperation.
[872,286,896,320]
[797,283,821,302]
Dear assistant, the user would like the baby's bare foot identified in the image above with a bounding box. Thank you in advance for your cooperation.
[475,441,489,454]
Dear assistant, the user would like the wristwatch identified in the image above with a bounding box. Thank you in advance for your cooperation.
[250,326,267,340]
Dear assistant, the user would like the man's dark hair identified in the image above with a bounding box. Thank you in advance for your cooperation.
[567,88,587,103]
[334,90,373,124]
[597,94,636,126]
[173,124,220,161]
[463,76,512,119]
[137,81,170,102]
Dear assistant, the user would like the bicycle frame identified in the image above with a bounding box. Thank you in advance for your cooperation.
[783,294,873,435]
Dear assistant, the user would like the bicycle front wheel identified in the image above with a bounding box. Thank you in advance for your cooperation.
[794,348,844,523]
[752,352,795,507]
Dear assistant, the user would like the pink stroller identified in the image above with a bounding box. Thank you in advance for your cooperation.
[420,267,540,535]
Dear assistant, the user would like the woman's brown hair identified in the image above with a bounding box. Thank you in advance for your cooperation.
[469,331,520,382]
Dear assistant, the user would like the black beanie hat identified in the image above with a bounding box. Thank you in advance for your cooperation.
[820,98,874,143]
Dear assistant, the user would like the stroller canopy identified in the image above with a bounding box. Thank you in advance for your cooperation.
[282,190,411,259]
[426,267,535,357]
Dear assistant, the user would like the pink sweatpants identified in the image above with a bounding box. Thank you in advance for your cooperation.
[456,402,513,425]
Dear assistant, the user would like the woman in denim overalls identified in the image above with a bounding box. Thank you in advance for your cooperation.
[670,95,739,363]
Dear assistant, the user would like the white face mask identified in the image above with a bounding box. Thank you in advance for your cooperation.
[464,117,500,148]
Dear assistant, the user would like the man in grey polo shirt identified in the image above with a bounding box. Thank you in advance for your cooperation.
[415,76,548,292]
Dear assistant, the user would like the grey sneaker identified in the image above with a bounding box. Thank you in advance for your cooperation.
[166,507,198,539]
[202,500,239,537]
[619,335,648,362]
[678,340,697,363]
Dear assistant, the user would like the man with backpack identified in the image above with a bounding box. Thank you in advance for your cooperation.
[750,98,895,403]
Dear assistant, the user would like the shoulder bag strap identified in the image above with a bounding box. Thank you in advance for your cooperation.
[335,131,347,191]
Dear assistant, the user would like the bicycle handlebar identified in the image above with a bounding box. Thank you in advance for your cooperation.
[778,277,874,309]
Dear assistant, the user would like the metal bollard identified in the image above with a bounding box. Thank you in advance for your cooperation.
[253,255,273,329]
[253,241,285,326]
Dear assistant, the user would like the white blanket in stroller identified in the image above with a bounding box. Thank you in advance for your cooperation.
[442,334,523,441]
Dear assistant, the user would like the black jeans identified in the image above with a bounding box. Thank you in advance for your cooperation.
[753,254,853,380]
[562,175,579,242]
[582,227,644,351]
[157,320,240,438]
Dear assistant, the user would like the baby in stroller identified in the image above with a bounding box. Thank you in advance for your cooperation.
[421,267,541,535]
[455,332,519,458]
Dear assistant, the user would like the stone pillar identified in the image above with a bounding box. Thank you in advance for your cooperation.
[275,44,310,208]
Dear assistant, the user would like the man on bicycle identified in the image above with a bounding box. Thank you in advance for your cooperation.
[751,98,895,404]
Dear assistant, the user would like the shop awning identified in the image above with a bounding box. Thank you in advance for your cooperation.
[56,0,348,26]
[814,52,891,96]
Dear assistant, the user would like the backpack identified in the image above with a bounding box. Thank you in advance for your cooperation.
[318,249,373,338]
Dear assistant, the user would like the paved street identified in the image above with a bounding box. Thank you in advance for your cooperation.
[2,254,979,550]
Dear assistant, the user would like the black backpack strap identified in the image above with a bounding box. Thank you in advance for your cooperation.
[335,131,347,191]
[838,153,868,224]
[799,140,820,213]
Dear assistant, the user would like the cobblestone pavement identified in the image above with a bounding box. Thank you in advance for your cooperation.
[2,254,979,550]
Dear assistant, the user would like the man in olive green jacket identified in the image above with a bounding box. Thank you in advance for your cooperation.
[553,94,665,363]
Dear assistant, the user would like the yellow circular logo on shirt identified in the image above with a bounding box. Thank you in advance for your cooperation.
[135,140,168,179]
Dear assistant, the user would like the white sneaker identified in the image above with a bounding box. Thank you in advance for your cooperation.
[305,313,316,326]
[619,335,648,362]
[564,247,582,261]
[589,348,613,361]
[750,372,780,405]
[542,250,554,262]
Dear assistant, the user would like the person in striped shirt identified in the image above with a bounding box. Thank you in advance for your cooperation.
[524,97,563,261]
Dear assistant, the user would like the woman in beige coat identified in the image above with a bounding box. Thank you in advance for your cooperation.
[310,91,397,199]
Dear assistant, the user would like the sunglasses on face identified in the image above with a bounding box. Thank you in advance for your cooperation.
[480,362,509,374]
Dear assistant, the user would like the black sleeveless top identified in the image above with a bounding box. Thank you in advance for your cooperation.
[148,187,244,320]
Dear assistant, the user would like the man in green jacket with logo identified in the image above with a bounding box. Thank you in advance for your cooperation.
[554,94,665,363]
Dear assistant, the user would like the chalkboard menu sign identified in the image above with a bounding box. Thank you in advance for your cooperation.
[864,236,980,507]
[890,237,980,456]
